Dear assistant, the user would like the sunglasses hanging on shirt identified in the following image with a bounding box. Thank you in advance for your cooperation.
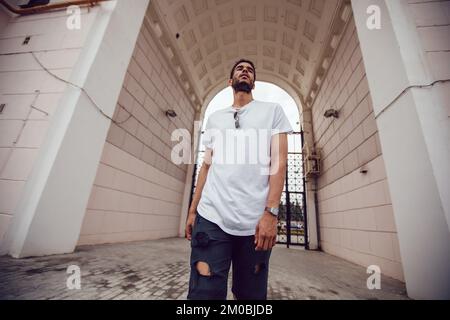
[234,111,240,129]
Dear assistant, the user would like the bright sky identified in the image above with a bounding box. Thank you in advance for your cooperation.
[203,81,301,132]
[200,81,302,153]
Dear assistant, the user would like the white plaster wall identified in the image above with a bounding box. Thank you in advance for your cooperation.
[312,15,403,281]
[1,0,152,258]
[350,0,450,299]
[0,5,97,245]
[407,0,450,230]
[78,16,196,245]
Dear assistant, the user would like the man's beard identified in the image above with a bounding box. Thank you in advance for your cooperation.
[232,78,253,93]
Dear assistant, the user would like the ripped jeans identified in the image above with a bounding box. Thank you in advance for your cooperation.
[187,213,271,300]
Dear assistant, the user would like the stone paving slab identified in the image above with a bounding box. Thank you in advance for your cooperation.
[0,238,408,300]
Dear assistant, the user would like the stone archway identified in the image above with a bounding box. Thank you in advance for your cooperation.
[146,0,349,112]
[1,0,448,299]
[145,0,354,251]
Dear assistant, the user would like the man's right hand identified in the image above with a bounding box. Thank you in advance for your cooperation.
[185,211,197,240]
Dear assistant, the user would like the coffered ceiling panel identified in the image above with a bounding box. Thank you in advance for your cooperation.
[148,0,346,109]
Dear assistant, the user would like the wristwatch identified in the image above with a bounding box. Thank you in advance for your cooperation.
[264,206,279,217]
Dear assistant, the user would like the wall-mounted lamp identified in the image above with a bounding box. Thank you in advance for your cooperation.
[324,108,339,118]
[165,109,177,118]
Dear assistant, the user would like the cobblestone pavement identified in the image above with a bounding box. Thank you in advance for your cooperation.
[0,238,408,300]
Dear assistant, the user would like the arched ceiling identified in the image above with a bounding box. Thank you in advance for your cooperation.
[146,0,351,112]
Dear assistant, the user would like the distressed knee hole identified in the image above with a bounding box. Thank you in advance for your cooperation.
[196,261,211,276]
[254,263,266,274]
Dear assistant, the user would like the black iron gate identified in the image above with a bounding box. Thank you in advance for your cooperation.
[189,131,307,248]
[277,131,307,248]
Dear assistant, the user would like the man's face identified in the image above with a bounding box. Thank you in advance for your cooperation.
[229,62,255,93]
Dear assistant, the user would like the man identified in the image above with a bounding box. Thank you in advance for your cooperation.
[185,59,293,300]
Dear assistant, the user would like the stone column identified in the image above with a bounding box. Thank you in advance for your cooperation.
[2,0,150,258]
[302,108,319,250]
[352,0,450,299]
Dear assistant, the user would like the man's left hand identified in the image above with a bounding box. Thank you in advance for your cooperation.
[255,211,278,251]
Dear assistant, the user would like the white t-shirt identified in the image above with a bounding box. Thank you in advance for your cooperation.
[197,100,293,236]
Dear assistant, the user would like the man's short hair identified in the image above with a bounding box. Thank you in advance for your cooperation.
[229,59,256,80]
